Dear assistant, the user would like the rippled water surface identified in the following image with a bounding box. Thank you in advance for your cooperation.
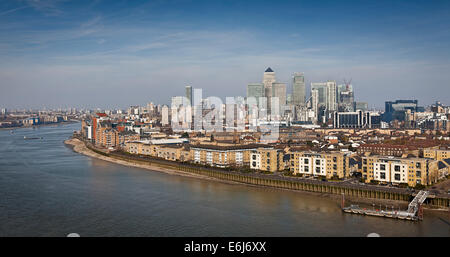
[0,123,448,236]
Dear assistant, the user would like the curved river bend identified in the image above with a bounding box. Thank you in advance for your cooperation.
[0,123,448,236]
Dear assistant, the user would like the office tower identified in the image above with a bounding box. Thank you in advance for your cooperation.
[292,72,306,106]
[311,82,327,107]
[337,84,354,111]
[263,67,276,99]
[247,83,265,106]
[185,86,192,106]
[383,100,419,122]
[326,80,337,112]
[272,82,287,111]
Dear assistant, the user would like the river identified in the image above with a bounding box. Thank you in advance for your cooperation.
[0,123,448,236]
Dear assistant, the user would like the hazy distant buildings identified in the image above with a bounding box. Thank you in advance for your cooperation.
[161,105,169,126]
[311,89,319,118]
[326,80,337,112]
[247,83,264,106]
[337,84,354,112]
[310,82,327,108]
[354,102,368,112]
[272,82,287,111]
[292,72,306,107]
[185,86,192,106]
[172,95,192,108]
[383,100,420,122]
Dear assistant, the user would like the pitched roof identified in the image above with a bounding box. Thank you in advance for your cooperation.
[265,67,274,72]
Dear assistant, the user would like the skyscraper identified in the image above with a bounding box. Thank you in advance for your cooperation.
[247,83,265,106]
[337,84,354,112]
[326,80,337,112]
[185,85,192,106]
[311,89,319,123]
[272,82,287,111]
[311,82,327,107]
[263,67,276,99]
[292,72,306,106]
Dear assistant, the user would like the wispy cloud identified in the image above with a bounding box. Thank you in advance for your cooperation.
[0,6,29,17]
[24,0,65,16]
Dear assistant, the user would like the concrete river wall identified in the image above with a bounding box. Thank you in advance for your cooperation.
[86,144,450,210]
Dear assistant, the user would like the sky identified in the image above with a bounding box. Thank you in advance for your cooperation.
[0,0,450,110]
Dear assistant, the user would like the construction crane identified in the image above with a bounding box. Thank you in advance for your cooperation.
[343,78,352,90]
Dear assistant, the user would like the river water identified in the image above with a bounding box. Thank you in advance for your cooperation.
[0,123,448,236]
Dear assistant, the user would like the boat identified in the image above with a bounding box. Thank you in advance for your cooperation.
[23,136,43,140]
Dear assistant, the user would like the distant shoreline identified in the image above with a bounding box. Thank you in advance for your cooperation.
[0,120,79,131]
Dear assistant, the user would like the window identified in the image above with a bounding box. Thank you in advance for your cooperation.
[394,174,401,181]
[333,164,337,170]
[333,157,337,162]
[316,167,321,173]
[416,171,421,177]
[394,165,400,172]
[252,155,256,160]
[304,166,309,172]
[416,163,421,169]
[380,164,386,171]
[363,159,367,165]
[380,172,386,179]
[304,159,309,164]
[316,160,321,165]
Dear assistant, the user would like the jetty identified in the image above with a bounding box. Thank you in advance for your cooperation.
[342,190,429,221]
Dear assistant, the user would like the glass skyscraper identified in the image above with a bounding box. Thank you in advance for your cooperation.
[292,72,306,107]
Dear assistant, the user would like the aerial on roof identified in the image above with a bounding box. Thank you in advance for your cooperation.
[265,67,274,72]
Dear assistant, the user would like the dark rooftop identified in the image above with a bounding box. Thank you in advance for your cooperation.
[190,144,271,151]
[265,67,274,72]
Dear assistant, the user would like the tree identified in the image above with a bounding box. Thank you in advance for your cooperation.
[181,132,189,138]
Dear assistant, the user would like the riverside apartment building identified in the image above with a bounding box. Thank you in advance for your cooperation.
[250,148,285,172]
[361,156,439,187]
[289,151,351,179]
[190,144,267,168]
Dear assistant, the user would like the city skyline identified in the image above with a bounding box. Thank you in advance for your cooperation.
[1,0,450,109]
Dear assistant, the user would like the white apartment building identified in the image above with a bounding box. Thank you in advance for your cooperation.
[297,156,326,176]
[250,152,261,170]
[373,161,408,184]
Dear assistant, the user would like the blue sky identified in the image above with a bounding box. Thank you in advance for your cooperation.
[1,0,450,109]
